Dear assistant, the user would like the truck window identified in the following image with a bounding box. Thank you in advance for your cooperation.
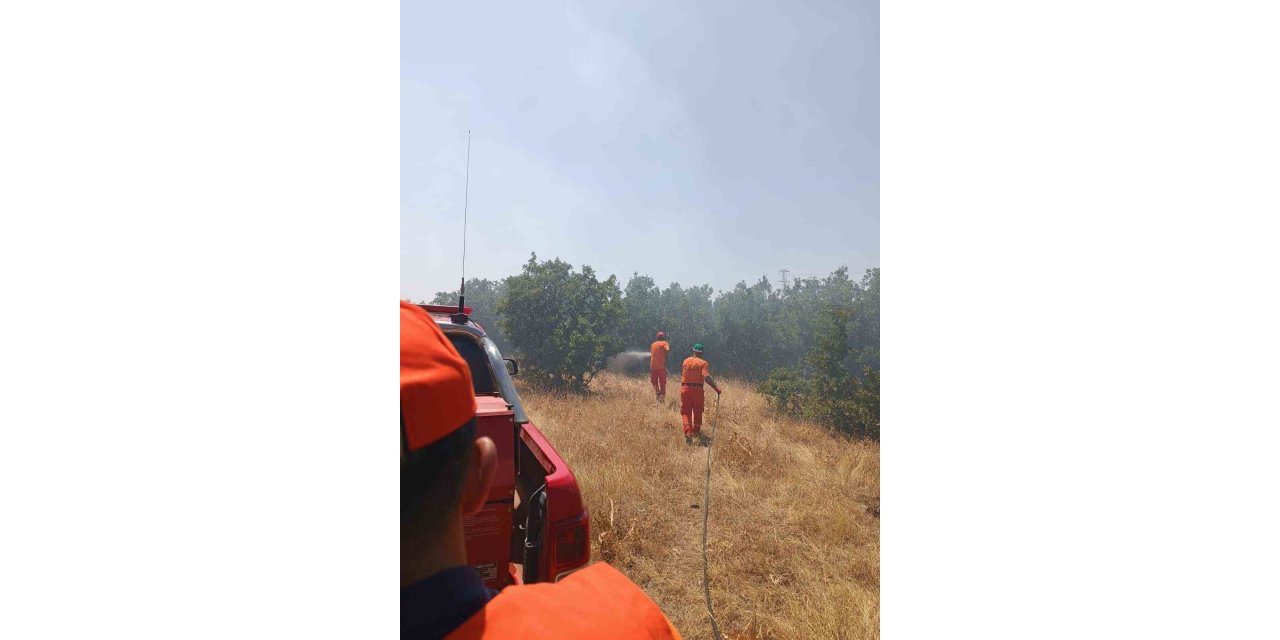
[446,334,497,394]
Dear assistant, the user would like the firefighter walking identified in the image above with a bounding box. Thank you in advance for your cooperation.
[680,343,721,446]
[649,331,670,401]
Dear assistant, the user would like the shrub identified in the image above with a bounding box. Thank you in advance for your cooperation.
[758,367,805,413]
[759,304,880,440]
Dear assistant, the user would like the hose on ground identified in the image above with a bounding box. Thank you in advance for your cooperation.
[700,393,724,640]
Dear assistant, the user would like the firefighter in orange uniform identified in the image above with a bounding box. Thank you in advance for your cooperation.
[400,301,682,640]
[649,331,670,401]
[679,343,721,446]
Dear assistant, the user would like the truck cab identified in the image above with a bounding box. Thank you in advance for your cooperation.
[419,304,590,589]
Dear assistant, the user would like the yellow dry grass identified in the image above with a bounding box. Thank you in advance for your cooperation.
[517,372,879,640]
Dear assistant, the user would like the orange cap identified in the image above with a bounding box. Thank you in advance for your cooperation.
[401,300,476,451]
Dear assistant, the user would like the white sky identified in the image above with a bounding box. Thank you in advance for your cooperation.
[402,0,879,300]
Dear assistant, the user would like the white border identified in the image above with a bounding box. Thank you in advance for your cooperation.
[885,1,1280,637]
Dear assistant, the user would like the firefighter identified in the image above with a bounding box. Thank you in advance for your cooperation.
[400,301,682,640]
[679,343,721,446]
[649,331,670,401]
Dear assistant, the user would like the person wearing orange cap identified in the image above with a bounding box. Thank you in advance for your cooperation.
[400,301,682,639]
[679,343,721,446]
[649,331,670,402]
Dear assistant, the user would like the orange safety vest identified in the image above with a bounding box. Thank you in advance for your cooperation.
[650,340,670,370]
[446,563,682,639]
[681,356,709,384]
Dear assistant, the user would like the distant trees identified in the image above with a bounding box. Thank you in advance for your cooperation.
[712,277,777,380]
[427,259,879,439]
[655,282,714,370]
[764,269,879,439]
[806,304,877,439]
[620,273,661,350]
[430,278,511,354]
[847,267,880,373]
[757,300,879,440]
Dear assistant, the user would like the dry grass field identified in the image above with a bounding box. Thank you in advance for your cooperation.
[518,372,880,640]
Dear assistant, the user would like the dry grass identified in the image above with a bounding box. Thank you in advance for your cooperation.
[518,372,879,640]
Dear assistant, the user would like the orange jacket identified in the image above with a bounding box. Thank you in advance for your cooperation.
[680,356,710,384]
[446,563,681,639]
[650,340,670,370]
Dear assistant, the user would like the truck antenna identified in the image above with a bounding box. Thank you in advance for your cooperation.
[454,130,471,323]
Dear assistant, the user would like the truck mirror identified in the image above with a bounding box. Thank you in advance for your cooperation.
[504,358,519,376]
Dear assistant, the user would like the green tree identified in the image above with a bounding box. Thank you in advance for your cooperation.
[656,282,715,371]
[769,274,825,366]
[798,304,860,430]
[497,254,623,391]
[712,276,777,380]
[847,268,880,374]
[757,366,804,412]
[759,301,880,440]
[621,273,662,350]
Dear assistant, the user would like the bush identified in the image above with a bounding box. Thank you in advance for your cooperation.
[851,366,879,440]
[758,367,804,413]
[759,304,880,440]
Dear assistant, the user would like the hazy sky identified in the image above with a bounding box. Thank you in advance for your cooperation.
[402,0,879,301]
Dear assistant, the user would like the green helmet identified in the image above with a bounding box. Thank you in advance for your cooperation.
[693,343,704,352]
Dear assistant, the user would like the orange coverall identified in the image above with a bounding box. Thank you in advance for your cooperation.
[679,356,716,436]
[445,563,682,639]
[649,340,670,398]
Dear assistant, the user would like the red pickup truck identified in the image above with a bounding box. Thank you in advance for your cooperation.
[420,304,590,589]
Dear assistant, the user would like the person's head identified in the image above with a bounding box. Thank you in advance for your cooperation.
[656,331,665,340]
[692,343,704,356]
[401,302,497,561]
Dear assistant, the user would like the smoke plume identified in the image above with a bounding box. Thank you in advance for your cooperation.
[606,350,652,375]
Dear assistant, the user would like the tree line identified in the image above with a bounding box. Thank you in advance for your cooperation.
[428,253,879,439]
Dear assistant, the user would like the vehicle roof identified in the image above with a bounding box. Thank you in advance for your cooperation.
[424,310,487,339]
[423,307,529,424]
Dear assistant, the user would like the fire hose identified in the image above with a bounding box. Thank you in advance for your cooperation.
[700,392,724,640]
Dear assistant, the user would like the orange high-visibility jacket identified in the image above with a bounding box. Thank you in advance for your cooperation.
[681,356,710,384]
[446,563,682,639]
[650,340,670,370]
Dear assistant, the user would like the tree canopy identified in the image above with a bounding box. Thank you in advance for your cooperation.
[496,254,623,392]
[428,259,879,438]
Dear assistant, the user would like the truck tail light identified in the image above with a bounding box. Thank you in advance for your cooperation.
[549,513,590,581]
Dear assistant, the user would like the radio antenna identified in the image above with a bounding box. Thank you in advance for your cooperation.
[456,130,471,319]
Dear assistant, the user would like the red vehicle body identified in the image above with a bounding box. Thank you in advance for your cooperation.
[420,304,590,589]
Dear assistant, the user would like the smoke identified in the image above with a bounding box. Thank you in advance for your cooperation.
[606,350,652,375]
